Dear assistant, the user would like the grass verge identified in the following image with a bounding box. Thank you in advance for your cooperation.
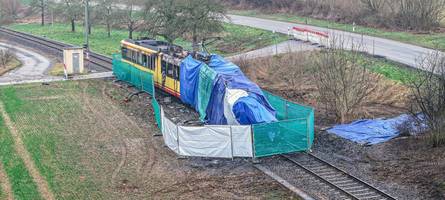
[229,10,445,51]
[48,63,65,76]
[0,84,100,199]
[8,22,288,57]
[0,58,21,76]
[358,54,419,84]
[0,101,42,200]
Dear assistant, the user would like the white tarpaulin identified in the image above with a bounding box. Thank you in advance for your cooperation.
[162,111,179,154]
[223,88,248,125]
[161,109,253,158]
[231,126,253,157]
[178,126,232,158]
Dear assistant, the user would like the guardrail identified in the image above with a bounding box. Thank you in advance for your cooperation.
[291,27,329,47]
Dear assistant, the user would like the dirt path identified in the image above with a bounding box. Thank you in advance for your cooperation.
[0,101,55,200]
[0,162,13,200]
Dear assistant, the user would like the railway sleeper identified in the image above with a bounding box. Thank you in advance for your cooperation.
[348,188,370,193]
[331,180,354,185]
[343,185,365,190]
[354,192,380,197]
[337,182,361,187]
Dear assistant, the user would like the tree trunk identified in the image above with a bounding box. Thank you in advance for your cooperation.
[192,28,199,53]
[129,28,133,39]
[107,23,111,37]
[41,5,45,26]
[71,19,75,32]
[88,23,92,35]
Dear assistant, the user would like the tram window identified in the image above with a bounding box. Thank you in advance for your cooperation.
[137,52,142,65]
[150,55,156,70]
[173,65,180,80]
[167,63,174,78]
[131,51,137,62]
[142,54,148,67]
[121,47,128,59]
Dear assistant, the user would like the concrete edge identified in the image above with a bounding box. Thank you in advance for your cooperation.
[254,164,315,200]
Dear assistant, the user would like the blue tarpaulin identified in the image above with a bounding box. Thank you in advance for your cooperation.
[205,55,277,125]
[233,96,278,125]
[179,54,277,125]
[328,114,427,145]
[180,55,205,110]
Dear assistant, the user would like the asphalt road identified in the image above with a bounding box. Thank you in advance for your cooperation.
[0,42,52,83]
[228,14,442,70]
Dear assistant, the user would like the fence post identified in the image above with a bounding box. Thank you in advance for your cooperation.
[230,126,234,160]
[284,100,288,120]
[176,125,180,155]
[250,125,258,163]
[306,113,311,152]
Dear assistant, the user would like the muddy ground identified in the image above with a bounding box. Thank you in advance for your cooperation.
[239,53,445,199]
[103,79,298,199]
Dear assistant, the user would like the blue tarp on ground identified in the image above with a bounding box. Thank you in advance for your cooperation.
[328,114,427,145]
[180,55,205,110]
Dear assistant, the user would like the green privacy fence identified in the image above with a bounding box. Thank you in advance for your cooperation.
[113,54,162,129]
[113,54,314,158]
[252,91,314,157]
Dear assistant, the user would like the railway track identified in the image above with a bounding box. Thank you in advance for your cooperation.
[0,27,112,71]
[264,153,397,200]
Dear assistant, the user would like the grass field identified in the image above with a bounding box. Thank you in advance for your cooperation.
[0,80,295,199]
[230,10,445,51]
[0,99,42,200]
[8,23,288,57]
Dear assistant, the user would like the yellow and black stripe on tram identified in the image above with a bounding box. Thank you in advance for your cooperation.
[120,40,181,97]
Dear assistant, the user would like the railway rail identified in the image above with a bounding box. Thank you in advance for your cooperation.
[0,27,112,71]
[265,153,397,200]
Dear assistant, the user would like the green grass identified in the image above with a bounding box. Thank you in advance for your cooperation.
[0,94,43,199]
[0,84,100,199]
[356,54,419,84]
[230,10,445,51]
[8,22,288,57]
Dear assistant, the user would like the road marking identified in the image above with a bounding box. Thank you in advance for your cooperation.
[0,101,55,200]
[0,161,13,200]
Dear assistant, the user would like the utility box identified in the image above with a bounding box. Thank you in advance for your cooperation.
[63,47,84,74]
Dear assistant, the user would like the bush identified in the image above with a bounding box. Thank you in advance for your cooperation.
[0,49,14,67]
[225,0,445,31]
[313,36,377,123]
[410,51,445,147]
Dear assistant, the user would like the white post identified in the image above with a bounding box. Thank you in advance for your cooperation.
[230,127,234,160]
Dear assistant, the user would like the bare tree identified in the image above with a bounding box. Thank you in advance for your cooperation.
[97,0,118,37]
[313,36,377,123]
[360,0,387,13]
[30,0,47,26]
[410,51,445,147]
[182,0,227,52]
[0,49,14,68]
[119,0,143,39]
[57,0,83,32]
[0,0,21,23]
[395,0,445,31]
[142,0,185,43]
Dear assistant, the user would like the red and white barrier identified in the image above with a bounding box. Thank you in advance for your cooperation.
[292,27,329,47]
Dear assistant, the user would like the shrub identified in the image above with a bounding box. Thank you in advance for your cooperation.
[0,49,14,67]
[410,51,445,147]
[313,36,377,123]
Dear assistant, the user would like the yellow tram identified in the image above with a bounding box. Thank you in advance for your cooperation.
[120,39,187,98]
